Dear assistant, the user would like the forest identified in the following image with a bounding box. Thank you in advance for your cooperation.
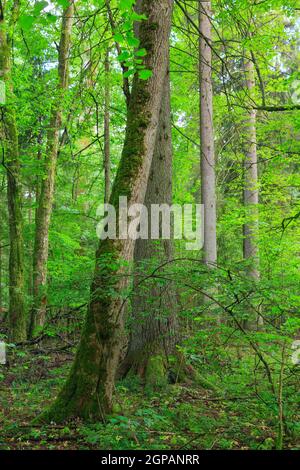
[0,0,299,453]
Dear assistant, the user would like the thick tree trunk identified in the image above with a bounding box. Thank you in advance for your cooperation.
[104,48,110,204]
[0,4,26,342]
[29,3,74,336]
[199,1,217,266]
[243,59,262,328]
[119,53,177,389]
[41,0,174,423]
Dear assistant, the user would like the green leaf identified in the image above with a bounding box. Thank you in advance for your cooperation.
[46,13,57,24]
[131,12,147,21]
[138,69,152,80]
[56,0,70,8]
[135,48,147,57]
[19,15,35,31]
[33,1,48,15]
[123,69,135,78]
[119,0,135,11]
[127,36,140,48]
[117,51,130,62]
[114,32,124,43]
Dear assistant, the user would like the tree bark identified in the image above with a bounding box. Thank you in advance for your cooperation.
[29,2,74,336]
[41,0,174,423]
[199,1,217,267]
[0,1,26,342]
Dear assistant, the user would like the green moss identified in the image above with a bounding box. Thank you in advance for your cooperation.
[145,355,168,393]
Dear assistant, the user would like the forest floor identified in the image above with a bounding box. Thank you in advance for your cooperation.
[0,345,299,450]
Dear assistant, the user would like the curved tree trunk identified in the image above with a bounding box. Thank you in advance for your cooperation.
[119,52,177,389]
[0,2,26,342]
[29,2,74,336]
[41,0,174,423]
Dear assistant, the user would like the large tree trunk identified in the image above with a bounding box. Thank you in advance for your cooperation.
[0,3,26,342]
[29,2,74,336]
[243,59,262,328]
[199,1,217,267]
[119,52,177,389]
[41,0,174,423]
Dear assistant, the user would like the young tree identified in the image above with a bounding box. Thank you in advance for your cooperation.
[41,0,174,422]
[29,2,74,335]
[0,0,26,341]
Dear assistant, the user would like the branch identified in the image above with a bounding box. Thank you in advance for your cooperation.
[255,104,300,112]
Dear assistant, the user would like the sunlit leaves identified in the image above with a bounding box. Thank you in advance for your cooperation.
[138,69,152,80]
[19,15,35,31]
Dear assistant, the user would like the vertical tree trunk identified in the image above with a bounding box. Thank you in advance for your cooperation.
[41,0,174,423]
[243,59,262,328]
[30,2,74,336]
[0,3,26,342]
[199,0,217,267]
[119,52,177,388]
[104,48,110,204]
[243,59,259,276]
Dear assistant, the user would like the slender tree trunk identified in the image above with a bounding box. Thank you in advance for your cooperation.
[41,0,174,423]
[243,59,262,328]
[0,2,26,342]
[199,0,217,267]
[119,52,177,388]
[29,2,74,336]
[243,59,259,275]
[104,48,110,204]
